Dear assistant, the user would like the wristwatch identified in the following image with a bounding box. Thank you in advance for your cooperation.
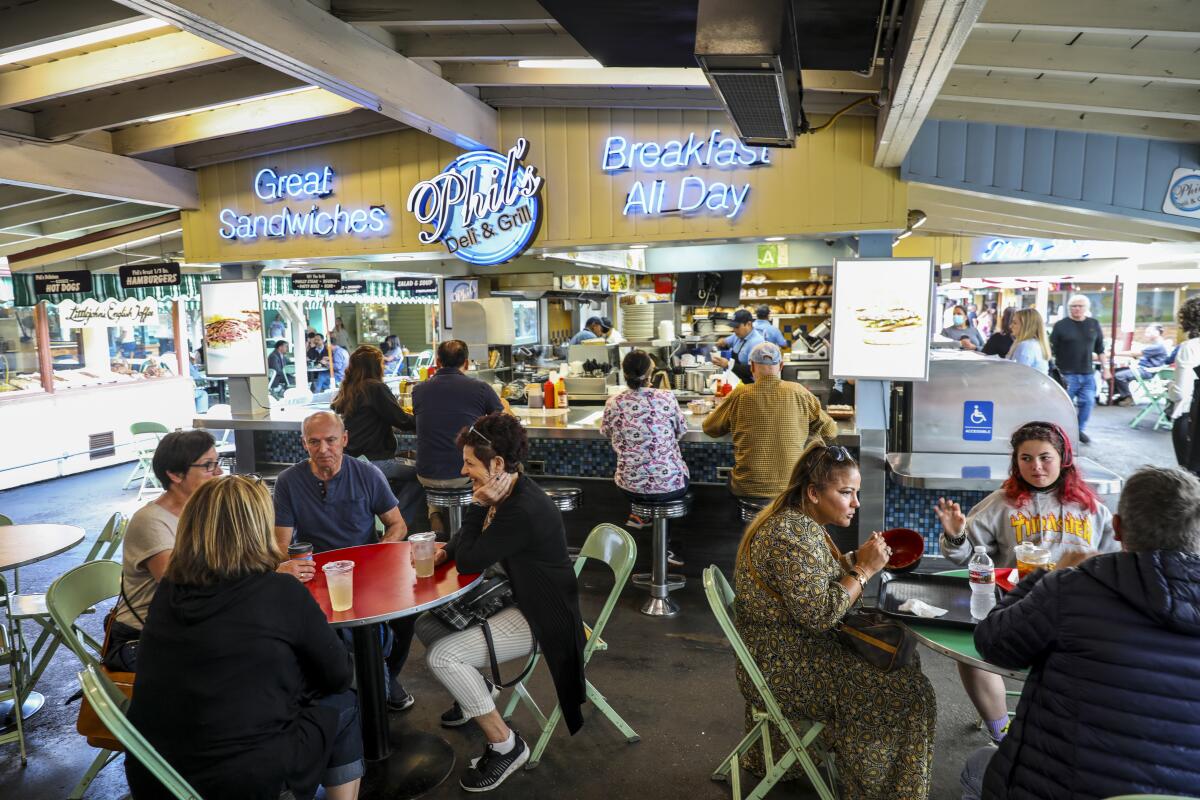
[850,568,870,589]
[946,529,967,547]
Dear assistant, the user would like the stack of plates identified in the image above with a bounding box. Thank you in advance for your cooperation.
[622,305,655,341]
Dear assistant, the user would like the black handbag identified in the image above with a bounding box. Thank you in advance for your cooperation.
[836,608,917,673]
[1047,359,1067,390]
[429,569,536,689]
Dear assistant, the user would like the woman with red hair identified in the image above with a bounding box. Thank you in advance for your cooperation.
[933,421,1117,743]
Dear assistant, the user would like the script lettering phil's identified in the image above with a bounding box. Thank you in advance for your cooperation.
[218,165,389,241]
[406,138,544,267]
[601,130,769,219]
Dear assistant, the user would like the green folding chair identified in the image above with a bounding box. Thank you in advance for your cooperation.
[703,566,837,800]
[501,523,640,768]
[0,573,29,766]
[124,422,169,500]
[79,665,204,800]
[1130,368,1175,431]
[46,560,124,799]
[12,512,126,688]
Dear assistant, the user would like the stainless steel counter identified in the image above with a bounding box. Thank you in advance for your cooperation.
[887,452,1123,495]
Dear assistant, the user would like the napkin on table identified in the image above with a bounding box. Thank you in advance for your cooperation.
[898,598,948,618]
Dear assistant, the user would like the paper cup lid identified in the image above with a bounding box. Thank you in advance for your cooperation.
[322,560,354,573]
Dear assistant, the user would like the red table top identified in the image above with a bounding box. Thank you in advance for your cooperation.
[305,542,481,628]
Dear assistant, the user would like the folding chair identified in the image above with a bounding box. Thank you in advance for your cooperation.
[124,422,169,500]
[79,665,204,800]
[11,512,126,688]
[0,573,29,766]
[1130,368,1175,431]
[501,524,640,768]
[47,560,124,799]
[703,566,837,800]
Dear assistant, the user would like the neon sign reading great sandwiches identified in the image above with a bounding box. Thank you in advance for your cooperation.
[406,138,544,266]
[218,165,389,241]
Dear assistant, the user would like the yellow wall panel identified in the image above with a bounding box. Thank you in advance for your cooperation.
[181,110,906,263]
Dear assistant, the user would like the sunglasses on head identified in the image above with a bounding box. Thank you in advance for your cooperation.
[468,424,492,446]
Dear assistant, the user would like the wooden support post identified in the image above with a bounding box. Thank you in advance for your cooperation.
[33,301,54,394]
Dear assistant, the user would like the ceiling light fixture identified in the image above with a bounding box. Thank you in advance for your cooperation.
[142,86,316,123]
[516,59,601,69]
[629,244,648,249]
[764,236,786,242]
[0,18,172,67]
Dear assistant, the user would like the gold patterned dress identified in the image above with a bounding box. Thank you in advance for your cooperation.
[733,508,936,800]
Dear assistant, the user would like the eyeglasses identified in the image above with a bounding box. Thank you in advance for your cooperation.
[189,459,221,474]
[468,424,492,446]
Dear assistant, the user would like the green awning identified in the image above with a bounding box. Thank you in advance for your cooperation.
[11,273,216,306]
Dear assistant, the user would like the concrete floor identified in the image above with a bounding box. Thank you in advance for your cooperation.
[0,404,1176,800]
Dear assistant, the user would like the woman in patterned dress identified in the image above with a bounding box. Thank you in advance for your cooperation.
[734,441,936,800]
[601,350,690,552]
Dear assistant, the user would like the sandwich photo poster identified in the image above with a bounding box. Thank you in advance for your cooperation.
[830,258,935,381]
[200,280,267,377]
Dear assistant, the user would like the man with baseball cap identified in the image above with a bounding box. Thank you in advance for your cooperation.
[704,342,838,501]
[711,309,766,383]
[568,316,605,345]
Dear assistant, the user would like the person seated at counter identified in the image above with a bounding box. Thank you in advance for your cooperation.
[601,350,689,556]
[734,441,936,800]
[412,339,505,532]
[416,412,585,792]
[126,476,364,800]
[711,309,766,383]
[1006,308,1050,374]
[961,465,1200,800]
[933,421,1116,743]
[104,430,223,672]
[331,345,424,526]
[703,342,838,503]
[381,335,406,376]
[941,304,986,351]
[268,340,292,393]
[1112,323,1171,406]
[568,316,606,345]
[752,305,788,348]
[272,411,417,712]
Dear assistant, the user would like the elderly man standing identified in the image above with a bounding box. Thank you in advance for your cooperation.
[961,465,1200,800]
[1049,294,1110,443]
[273,411,417,711]
[703,342,838,502]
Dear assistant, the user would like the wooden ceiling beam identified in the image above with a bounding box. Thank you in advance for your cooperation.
[930,101,1200,141]
[975,0,1200,37]
[330,0,556,26]
[938,74,1200,122]
[443,64,881,93]
[0,1,141,54]
[35,204,167,237]
[955,38,1200,86]
[0,196,123,232]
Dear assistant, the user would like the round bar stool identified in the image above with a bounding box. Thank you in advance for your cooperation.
[737,496,770,522]
[425,487,475,534]
[630,493,692,618]
[539,483,584,559]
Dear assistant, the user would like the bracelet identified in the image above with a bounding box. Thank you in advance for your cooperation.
[850,568,870,589]
[946,529,967,546]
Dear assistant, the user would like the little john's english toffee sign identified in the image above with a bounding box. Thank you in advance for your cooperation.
[34,270,93,296]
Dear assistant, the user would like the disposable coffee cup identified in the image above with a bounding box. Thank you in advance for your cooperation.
[288,542,313,560]
[409,532,437,579]
[322,560,355,611]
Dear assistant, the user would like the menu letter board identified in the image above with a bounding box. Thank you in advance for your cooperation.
[199,280,267,377]
[335,279,367,294]
[119,262,180,288]
[395,277,438,296]
[830,258,935,382]
[291,273,342,292]
[34,270,93,296]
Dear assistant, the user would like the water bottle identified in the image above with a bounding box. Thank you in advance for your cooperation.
[968,545,996,620]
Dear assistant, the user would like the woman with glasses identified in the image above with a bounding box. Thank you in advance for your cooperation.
[734,440,936,800]
[415,412,585,792]
[104,430,223,672]
[126,476,363,800]
[933,421,1117,743]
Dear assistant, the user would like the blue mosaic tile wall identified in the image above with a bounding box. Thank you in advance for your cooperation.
[885,479,991,558]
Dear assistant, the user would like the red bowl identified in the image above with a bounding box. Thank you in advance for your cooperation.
[881,528,925,571]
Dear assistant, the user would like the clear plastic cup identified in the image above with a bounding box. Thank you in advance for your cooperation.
[1014,542,1051,580]
[409,532,437,579]
[322,560,355,611]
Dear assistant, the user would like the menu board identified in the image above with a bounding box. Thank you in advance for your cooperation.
[34,270,93,296]
[199,280,267,377]
[830,258,935,382]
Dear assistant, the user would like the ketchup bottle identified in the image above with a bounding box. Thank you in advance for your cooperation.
[543,376,557,409]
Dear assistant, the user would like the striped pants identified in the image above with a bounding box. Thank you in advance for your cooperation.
[415,606,535,718]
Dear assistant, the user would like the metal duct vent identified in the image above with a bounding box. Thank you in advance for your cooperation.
[695,0,800,147]
[88,431,115,460]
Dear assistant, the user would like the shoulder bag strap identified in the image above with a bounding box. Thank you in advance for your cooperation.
[478,619,538,689]
[117,576,147,629]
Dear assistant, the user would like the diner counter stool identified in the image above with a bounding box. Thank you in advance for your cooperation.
[538,483,584,559]
[630,493,692,618]
[425,487,476,534]
[737,496,770,522]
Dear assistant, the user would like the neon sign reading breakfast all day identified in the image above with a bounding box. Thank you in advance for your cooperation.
[217,166,389,241]
[601,129,770,219]
[406,138,544,266]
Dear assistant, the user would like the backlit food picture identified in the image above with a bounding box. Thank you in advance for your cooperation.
[200,280,267,377]
[830,258,935,381]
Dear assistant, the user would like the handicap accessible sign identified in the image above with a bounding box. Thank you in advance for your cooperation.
[963,401,994,442]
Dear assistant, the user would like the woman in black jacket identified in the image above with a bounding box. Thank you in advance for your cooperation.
[416,411,586,793]
[126,475,362,800]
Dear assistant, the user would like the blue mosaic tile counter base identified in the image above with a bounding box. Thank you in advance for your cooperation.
[255,431,737,484]
[886,478,991,558]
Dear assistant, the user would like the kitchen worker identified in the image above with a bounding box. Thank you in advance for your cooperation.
[568,317,605,345]
[602,316,626,344]
[752,305,789,348]
[711,309,765,383]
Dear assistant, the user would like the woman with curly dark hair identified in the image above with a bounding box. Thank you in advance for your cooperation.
[414,412,585,792]
[1168,296,1200,467]
[933,421,1118,743]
